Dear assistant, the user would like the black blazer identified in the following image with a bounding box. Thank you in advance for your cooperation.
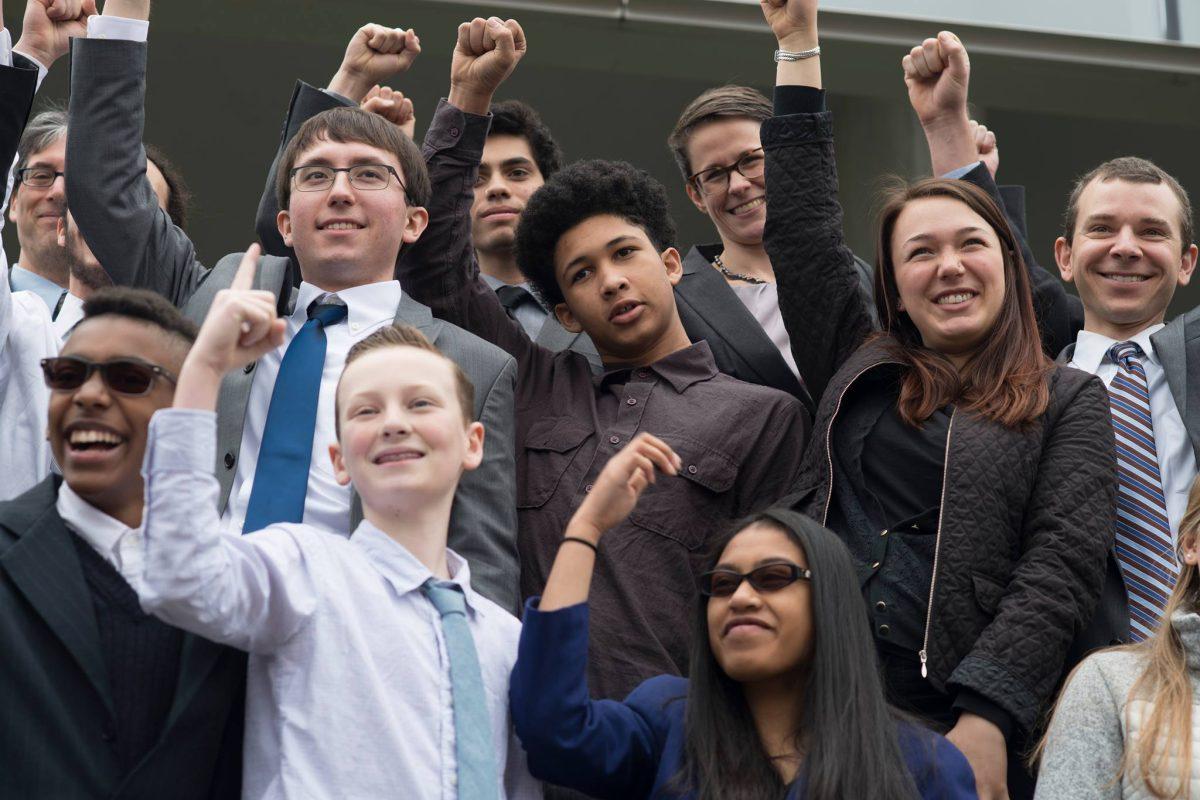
[0,478,245,799]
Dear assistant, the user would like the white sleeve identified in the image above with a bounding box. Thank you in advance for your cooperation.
[138,408,321,654]
[86,15,149,42]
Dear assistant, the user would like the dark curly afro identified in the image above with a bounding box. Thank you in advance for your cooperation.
[515,159,676,307]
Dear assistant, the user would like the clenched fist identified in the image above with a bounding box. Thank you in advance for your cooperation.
[447,17,526,115]
[328,24,420,104]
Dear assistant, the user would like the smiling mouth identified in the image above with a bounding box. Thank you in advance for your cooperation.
[723,619,770,637]
[935,291,978,305]
[1100,272,1150,284]
[373,450,423,465]
[319,222,364,231]
[728,197,765,215]
[65,427,128,454]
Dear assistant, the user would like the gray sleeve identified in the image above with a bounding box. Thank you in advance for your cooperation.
[448,353,519,614]
[66,38,207,307]
[1033,655,1128,800]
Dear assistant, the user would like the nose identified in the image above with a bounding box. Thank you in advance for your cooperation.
[1110,226,1143,260]
[727,169,753,196]
[485,174,510,201]
[326,170,356,204]
[727,577,763,611]
[45,173,66,202]
[598,263,630,298]
[935,246,966,279]
[380,408,411,438]
[72,370,112,409]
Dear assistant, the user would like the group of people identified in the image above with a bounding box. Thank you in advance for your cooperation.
[0,0,1197,797]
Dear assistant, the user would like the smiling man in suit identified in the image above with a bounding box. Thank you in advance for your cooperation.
[64,0,521,612]
[0,288,244,798]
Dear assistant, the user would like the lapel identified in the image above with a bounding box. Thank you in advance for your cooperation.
[675,245,803,397]
[391,291,438,336]
[0,478,113,715]
[1153,311,1200,459]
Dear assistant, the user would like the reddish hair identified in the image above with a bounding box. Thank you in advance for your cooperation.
[873,178,1051,428]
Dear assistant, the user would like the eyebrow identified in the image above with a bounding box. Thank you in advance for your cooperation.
[561,235,640,275]
[903,226,988,246]
[295,157,392,169]
[1084,212,1173,229]
[695,147,762,174]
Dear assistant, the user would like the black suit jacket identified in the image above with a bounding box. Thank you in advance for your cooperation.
[0,478,245,799]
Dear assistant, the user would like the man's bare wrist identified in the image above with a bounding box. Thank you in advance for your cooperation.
[327,70,372,104]
[102,0,151,21]
[12,44,52,69]
[447,85,492,116]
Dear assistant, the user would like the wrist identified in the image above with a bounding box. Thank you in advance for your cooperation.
[920,110,971,137]
[563,517,604,547]
[327,68,372,104]
[777,31,819,52]
[102,0,151,21]
[12,41,53,69]
[447,84,493,116]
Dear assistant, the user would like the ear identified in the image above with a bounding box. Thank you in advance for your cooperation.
[329,441,352,487]
[1176,243,1198,288]
[461,421,485,472]
[663,246,684,287]
[1182,531,1200,566]
[56,216,66,248]
[685,181,710,216]
[8,195,17,224]
[554,301,584,334]
[277,209,293,248]
[1054,237,1075,283]
[403,205,430,244]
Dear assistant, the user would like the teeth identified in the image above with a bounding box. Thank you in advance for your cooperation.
[70,429,122,446]
[1105,274,1147,283]
[730,197,765,214]
[323,222,361,230]
[937,293,975,305]
[376,452,419,464]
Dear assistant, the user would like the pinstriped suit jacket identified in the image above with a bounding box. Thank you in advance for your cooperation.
[0,478,245,799]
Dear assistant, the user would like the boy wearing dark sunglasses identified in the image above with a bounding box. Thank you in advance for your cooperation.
[0,286,245,797]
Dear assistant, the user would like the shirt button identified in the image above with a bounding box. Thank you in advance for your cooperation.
[350,322,361,332]
[687,465,698,474]
[584,484,593,493]
[870,561,881,569]
[637,370,650,379]
[880,529,888,537]
[223,452,236,469]
[609,435,620,445]
[875,601,887,612]
[243,362,255,374]
[626,398,637,406]
[449,126,461,138]
[878,624,890,637]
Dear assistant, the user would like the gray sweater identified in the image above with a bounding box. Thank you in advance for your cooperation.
[1035,611,1200,799]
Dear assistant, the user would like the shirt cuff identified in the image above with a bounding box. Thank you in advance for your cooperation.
[144,408,217,475]
[942,161,983,180]
[422,98,491,158]
[953,690,1013,741]
[87,15,149,42]
[3,30,49,88]
[772,85,827,117]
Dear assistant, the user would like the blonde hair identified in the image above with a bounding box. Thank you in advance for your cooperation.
[1035,477,1200,798]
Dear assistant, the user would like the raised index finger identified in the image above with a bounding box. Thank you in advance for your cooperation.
[230,243,262,292]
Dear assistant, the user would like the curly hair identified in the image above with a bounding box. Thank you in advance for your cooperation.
[489,100,563,180]
[515,159,676,306]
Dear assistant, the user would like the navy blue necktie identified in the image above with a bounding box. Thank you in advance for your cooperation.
[242,300,347,533]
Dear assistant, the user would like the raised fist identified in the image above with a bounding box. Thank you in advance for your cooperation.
[970,119,999,179]
[759,0,819,50]
[902,31,970,128]
[448,17,526,111]
[328,24,420,104]
[14,0,95,68]
[362,85,416,141]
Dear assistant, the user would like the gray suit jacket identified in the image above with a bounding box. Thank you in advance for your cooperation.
[65,38,521,612]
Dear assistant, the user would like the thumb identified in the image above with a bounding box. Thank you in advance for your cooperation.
[939,31,969,79]
[489,17,514,55]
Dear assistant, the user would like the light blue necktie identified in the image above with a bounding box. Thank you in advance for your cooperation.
[1107,341,1178,641]
[242,300,348,533]
[422,580,499,800]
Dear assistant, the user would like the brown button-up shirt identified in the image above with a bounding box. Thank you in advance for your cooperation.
[400,102,810,700]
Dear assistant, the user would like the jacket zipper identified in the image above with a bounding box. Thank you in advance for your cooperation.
[820,364,881,527]
[919,408,956,679]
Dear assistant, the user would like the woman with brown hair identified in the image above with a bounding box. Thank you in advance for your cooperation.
[760,2,1117,798]
[1035,478,1200,800]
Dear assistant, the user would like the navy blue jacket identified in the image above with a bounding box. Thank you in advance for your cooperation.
[511,601,977,799]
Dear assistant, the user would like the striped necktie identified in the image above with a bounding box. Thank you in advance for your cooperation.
[1107,341,1177,641]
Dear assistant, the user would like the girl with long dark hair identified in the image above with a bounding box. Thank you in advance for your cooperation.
[758,2,1118,797]
[1034,478,1200,799]
[510,432,976,799]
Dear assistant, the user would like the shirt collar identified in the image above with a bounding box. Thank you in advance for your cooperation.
[55,482,138,555]
[630,339,719,393]
[349,519,478,614]
[1073,322,1166,372]
[294,279,402,332]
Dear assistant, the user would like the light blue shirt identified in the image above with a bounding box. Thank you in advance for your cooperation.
[139,408,541,800]
[1070,324,1197,538]
[9,265,65,315]
[482,273,548,340]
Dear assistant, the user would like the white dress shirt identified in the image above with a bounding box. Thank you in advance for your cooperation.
[52,292,84,341]
[1070,324,1197,536]
[56,482,143,588]
[224,280,402,535]
[140,409,540,800]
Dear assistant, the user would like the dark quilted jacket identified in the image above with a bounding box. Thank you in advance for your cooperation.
[761,110,1118,735]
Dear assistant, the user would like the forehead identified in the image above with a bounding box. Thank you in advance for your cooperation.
[482,134,538,169]
[892,196,993,244]
[719,522,806,567]
[295,138,403,173]
[25,135,66,168]
[686,118,761,172]
[1076,177,1184,228]
[554,213,653,271]
[339,346,458,401]
[63,316,182,371]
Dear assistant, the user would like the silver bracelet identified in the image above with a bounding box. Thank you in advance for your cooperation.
[774,46,821,62]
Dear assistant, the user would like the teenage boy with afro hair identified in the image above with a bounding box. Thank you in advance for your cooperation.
[400,103,809,705]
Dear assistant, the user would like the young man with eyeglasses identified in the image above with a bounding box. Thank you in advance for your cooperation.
[64,1,522,612]
[666,86,876,411]
[0,286,245,798]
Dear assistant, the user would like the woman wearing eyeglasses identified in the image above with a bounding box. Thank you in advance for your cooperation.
[510,432,977,799]
[757,2,1118,799]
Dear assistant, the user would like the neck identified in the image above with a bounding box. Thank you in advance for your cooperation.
[742,673,805,784]
[718,240,775,283]
[300,260,394,294]
[1083,311,1165,343]
[600,315,693,369]
[361,493,454,580]
[68,274,91,300]
[21,249,69,287]
[477,247,527,286]
[85,488,144,529]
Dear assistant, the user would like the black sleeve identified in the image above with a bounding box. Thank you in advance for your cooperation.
[773,86,826,116]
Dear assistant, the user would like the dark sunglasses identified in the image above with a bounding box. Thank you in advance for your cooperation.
[40,356,177,396]
[699,562,812,598]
